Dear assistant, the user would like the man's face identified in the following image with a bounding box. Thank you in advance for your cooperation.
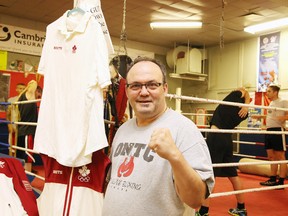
[16,84,25,94]
[35,89,42,99]
[125,61,168,120]
[266,87,277,100]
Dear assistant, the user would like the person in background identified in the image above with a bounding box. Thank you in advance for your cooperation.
[259,84,288,187]
[196,87,250,216]
[102,56,214,216]
[6,83,26,150]
[16,80,38,172]
[35,85,43,114]
[35,85,43,99]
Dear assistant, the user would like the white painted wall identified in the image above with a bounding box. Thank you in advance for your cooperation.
[180,30,288,116]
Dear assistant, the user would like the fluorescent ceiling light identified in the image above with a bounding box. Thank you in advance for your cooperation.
[150,21,202,29]
[244,18,288,34]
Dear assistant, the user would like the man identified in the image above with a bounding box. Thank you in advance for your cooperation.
[196,87,250,216]
[17,80,38,172]
[260,84,288,187]
[102,57,214,216]
[6,83,26,150]
[35,85,43,99]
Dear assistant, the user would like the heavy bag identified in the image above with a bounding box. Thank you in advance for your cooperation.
[110,55,132,79]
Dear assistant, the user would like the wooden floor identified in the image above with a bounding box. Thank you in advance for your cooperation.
[30,168,288,215]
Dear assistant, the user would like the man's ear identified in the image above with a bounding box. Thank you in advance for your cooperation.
[164,82,169,93]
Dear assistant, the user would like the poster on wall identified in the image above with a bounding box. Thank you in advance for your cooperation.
[0,50,7,70]
[0,24,45,56]
[257,32,280,92]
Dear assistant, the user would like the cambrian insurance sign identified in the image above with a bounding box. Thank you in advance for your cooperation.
[0,24,45,56]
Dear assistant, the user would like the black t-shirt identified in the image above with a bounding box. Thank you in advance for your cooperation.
[210,90,247,129]
[17,93,38,136]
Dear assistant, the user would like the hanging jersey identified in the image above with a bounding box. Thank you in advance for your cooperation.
[34,11,111,166]
[37,150,111,216]
[0,157,39,216]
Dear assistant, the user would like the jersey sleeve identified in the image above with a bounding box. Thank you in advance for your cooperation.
[38,26,49,75]
[92,20,111,89]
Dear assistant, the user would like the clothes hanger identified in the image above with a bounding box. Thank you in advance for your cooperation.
[67,7,85,17]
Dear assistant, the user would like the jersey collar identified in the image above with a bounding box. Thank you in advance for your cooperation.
[58,10,92,39]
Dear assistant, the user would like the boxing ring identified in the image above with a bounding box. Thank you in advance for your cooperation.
[1,91,288,215]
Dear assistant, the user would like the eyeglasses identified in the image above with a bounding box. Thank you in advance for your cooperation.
[126,82,163,91]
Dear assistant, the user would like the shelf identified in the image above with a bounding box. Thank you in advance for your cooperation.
[169,72,207,81]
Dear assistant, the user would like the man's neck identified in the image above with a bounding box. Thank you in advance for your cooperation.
[136,107,168,127]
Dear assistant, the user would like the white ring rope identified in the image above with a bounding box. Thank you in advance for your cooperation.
[213,159,288,167]
[200,128,288,135]
[10,145,40,154]
[233,153,267,160]
[25,170,45,181]
[4,99,115,124]
[8,119,115,126]
[3,141,287,193]
[12,99,41,105]
[210,184,288,198]
[197,125,264,131]
[233,140,264,145]
[13,121,38,126]
[182,113,213,116]
[210,158,288,197]
[104,119,115,125]
[234,126,262,130]
[166,93,288,112]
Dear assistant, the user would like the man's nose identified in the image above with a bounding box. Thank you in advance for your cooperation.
[139,85,149,95]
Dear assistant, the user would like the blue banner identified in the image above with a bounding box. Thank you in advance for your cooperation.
[257,32,280,92]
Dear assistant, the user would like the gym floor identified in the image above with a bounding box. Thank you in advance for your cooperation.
[210,172,287,215]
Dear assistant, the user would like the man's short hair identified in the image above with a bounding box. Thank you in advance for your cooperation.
[269,83,280,92]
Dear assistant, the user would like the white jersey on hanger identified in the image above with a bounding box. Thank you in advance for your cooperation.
[34,11,111,167]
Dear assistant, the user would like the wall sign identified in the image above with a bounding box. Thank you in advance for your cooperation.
[0,24,45,56]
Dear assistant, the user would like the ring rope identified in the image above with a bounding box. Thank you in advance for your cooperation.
[10,145,40,154]
[182,113,213,116]
[200,128,288,135]
[0,119,115,126]
[0,141,39,154]
[197,125,264,131]
[234,126,262,130]
[166,93,288,112]
[233,153,268,160]
[213,159,288,168]
[0,102,12,106]
[25,170,45,181]
[233,140,264,146]
[2,142,287,193]
[0,142,44,180]
[14,121,37,126]
[0,99,41,106]
[210,184,288,198]
[13,99,41,105]
[4,138,283,168]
